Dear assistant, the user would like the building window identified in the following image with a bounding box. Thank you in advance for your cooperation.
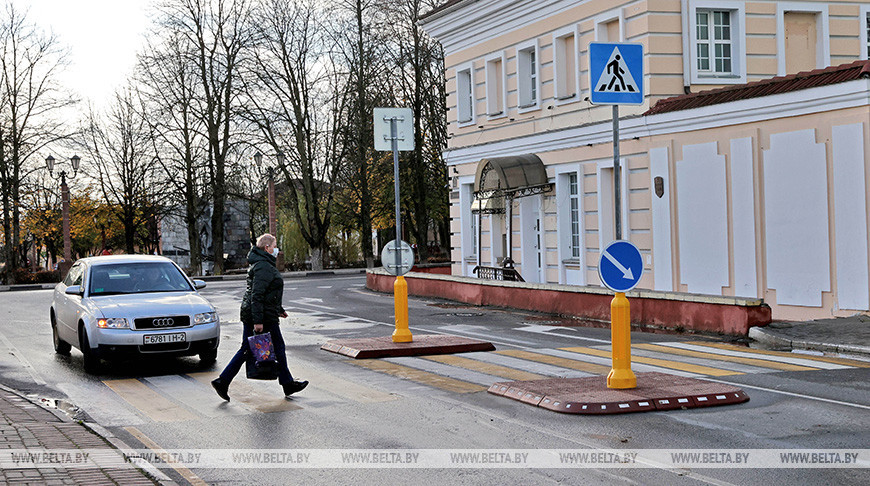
[595,9,623,43]
[456,64,474,124]
[866,12,870,58]
[687,3,745,84]
[775,4,829,76]
[485,55,505,117]
[517,43,538,109]
[554,29,578,102]
[569,173,581,258]
[696,10,732,75]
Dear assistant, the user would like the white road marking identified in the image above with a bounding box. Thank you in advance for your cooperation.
[516,324,611,343]
[708,379,870,411]
[656,342,852,370]
[535,348,704,378]
[384,357,501,386]
[461,351,595,378]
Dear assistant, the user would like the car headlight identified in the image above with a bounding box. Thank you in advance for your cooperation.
[97,318,130,329]
[194,312,218,325]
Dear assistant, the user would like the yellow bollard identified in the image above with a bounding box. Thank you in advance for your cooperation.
[392,276,413,342]
[607,292,636,388]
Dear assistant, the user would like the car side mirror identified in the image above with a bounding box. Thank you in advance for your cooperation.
[65,285,82,296]
[193,280,207,290]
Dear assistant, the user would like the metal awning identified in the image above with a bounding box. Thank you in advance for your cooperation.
[471,197,504,214]
[473,154,553,199]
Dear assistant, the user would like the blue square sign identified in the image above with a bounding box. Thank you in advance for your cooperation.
[589,43,644,105]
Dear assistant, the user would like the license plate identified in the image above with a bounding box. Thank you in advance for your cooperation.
[144,333,186,345]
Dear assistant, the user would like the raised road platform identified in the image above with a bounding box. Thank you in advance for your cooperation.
[321,334,495,359]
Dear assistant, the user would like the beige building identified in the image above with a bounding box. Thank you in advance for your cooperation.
[420,0,870,320]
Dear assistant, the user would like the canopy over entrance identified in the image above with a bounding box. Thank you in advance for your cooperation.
[473,154,552,199]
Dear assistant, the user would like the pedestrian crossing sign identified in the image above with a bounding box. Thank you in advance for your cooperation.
[589,42,644,105]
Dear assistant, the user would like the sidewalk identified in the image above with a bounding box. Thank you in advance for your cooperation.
[749,314,870,358]
[0,384,161,485]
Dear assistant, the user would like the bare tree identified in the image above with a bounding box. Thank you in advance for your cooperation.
[79,88,164,254]
[382,0,449,261]
[138,31,209,275]
[154,0,253,274]
[328,0,393,267]
[0,3,75,283]
[241,0,346,270]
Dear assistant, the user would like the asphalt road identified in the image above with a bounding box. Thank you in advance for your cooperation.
[1,274,868,485]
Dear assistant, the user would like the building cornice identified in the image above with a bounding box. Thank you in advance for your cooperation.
[442,79,870,166]
[420,0,589,56]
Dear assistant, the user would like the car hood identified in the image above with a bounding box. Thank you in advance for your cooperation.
[91,292,213,319]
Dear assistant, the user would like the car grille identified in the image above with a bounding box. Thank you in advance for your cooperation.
[134,316,191,330]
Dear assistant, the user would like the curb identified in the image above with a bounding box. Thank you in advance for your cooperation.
[748,327,870,358]
[0,383,174,485]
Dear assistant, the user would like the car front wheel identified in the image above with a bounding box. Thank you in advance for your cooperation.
[80,327,102,374]
[51,312,71,356]
[199,349,218,367]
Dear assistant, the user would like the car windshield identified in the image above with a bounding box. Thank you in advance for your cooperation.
[89,262,193,296]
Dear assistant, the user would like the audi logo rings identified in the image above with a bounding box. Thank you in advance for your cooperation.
[152,317,175,327]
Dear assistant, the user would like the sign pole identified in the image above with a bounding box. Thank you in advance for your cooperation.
[612,104,621,241]
[608,99,635,389]
[390,116,412,343]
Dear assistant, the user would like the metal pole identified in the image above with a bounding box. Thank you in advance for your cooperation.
[267,168,277,237]
[61,173,71,262]
[392,118,401,272]
[612,104,621,241]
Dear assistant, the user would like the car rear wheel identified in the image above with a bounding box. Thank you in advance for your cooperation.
[80,326,102,374]
[51,312,71,356]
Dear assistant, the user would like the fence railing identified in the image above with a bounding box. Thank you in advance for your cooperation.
[472,260,524,282]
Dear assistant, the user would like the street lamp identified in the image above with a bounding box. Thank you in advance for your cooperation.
[46,154,81,276]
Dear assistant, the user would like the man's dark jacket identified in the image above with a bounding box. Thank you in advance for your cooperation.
[240,247,284,325]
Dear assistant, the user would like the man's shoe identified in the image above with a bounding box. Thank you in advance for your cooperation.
[283,380,309,396]
[211,379,230,401]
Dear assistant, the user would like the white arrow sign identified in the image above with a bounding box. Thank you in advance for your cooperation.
[602,250,634,280]
[516,325,610,343]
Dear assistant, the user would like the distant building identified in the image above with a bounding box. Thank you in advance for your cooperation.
[421,1,870,320]
[160,199,252,274]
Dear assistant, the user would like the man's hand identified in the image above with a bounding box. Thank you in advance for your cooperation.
[279,311,288,318]
[253,324,264,333]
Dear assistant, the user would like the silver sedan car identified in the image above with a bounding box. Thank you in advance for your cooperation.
[50,255,220,373]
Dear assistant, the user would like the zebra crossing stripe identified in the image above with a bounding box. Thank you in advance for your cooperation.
[685,341,870,368]
[496,349,612,375]
[559,346,743,377]
[352,359,485,393]
[660,342,852,370]
[103,379,198,422]
[533,348,705,378]
[458,351,597,378]
[422,355,547,381]
[634,343,819,372]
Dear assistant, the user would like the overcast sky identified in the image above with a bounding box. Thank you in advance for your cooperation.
[28,0,151,110]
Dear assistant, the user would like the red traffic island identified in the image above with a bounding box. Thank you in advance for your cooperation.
[488,372,748,415]
[321,334,495,359]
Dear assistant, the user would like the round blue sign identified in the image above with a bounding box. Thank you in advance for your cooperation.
[598,240,644,292]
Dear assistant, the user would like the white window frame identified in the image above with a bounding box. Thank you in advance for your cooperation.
[776,3,830,76]
[485,52,507,119]
[553,26,580,105]
[455,62,475,127]
[862,6,870,61]
[684,1,746,85]
[594,8,625,42]
[516,40,540,112]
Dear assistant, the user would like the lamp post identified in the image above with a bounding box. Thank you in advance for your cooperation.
[46,154,81,276]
